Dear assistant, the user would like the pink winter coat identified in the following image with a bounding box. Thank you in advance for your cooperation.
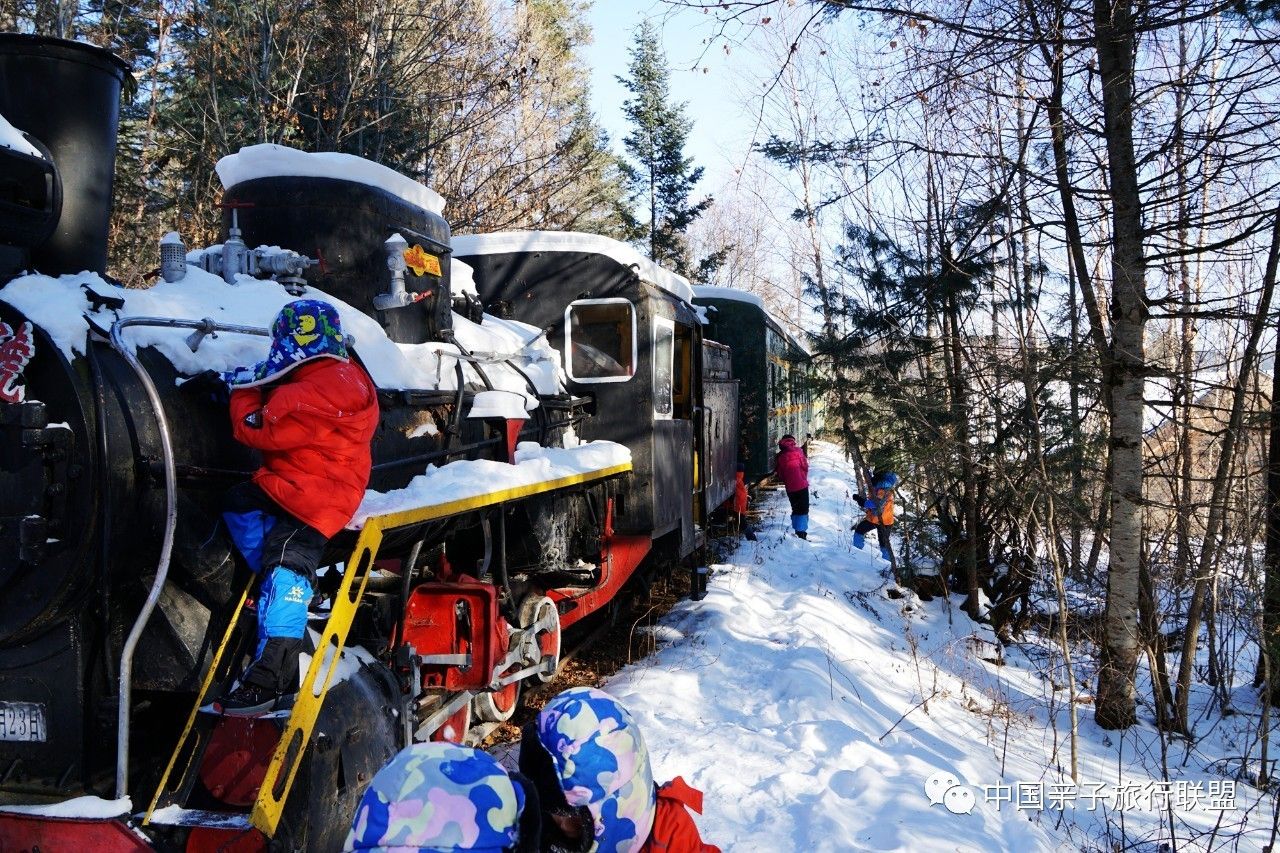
[775,437,809,492]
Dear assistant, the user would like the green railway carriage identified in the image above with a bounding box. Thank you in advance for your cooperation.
[693,286,821,484]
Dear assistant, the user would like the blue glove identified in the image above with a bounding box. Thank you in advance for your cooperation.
[864,499,878,512]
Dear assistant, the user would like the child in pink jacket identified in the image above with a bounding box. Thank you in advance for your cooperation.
[775,435,810,539]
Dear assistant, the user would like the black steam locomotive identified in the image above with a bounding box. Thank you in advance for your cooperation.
[0,33,766,852]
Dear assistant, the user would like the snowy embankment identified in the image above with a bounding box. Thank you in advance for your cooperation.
[604,442,1276,852]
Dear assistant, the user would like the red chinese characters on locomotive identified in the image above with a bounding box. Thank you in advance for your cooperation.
[0,321,34,403]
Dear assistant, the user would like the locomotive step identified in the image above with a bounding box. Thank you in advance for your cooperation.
[138,806,251,830]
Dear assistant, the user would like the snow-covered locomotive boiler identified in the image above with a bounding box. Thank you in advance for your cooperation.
[0,34,634,850]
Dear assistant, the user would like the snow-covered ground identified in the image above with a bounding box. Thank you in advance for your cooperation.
[605,442,1277,852]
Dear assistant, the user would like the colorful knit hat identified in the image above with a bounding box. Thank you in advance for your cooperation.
[345,743,525,853]
[221,299,349,387]
[534,687,657,853]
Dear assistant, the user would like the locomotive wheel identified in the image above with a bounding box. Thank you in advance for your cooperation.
[429,697,473,744]
[474,669,521,723]
[519,594,561,684]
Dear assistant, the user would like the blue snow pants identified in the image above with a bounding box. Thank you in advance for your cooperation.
[223,482,326,691]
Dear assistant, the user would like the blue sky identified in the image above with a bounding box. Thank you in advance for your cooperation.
[584,1,761,195]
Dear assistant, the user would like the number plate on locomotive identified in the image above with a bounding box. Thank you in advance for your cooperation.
[0,701,46,742]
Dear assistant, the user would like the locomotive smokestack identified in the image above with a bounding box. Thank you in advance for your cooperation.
[0,34,131,278]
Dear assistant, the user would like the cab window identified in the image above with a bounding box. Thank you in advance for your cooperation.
[565,299,636,383]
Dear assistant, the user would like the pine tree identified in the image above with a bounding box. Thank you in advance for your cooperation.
[617,19,711,276]
[1234,0,1280,20]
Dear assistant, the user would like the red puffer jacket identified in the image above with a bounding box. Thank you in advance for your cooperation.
[774,437,809,492]
[229,358,379,537]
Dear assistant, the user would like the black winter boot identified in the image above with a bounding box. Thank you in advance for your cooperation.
[215,637,303,716]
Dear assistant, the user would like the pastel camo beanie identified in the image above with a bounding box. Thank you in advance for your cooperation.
[345,742,525,852]
[534,687,657,853]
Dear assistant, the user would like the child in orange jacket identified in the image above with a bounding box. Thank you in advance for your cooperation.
[854,470,899,562]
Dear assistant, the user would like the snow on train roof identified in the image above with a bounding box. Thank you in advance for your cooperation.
[351,440,631,528]
[451,231,696,304]
[216,144,446,217]
[691,284,765,311]
[691,284,812,356]
[0,267,560,396]
[0,111,41,159]
[451,257,478,296]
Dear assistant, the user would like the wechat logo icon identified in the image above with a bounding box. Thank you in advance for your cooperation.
[925,770,976,815]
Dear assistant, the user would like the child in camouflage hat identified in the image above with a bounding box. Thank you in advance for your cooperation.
[345,742,540,852]
[519,687,718,853]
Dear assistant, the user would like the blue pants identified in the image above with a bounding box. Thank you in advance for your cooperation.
[223,482,326,579]
[255,566,312,651]
[223,483,324,691]
[854,520,893,562]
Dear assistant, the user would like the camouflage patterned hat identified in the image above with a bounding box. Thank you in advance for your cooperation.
[345,742,525,852]
[221,299,350,388]
[535,687,657,853]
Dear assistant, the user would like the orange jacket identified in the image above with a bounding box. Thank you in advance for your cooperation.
[230,358,379,537]
[733,472,749,515]
[864,485,895,527]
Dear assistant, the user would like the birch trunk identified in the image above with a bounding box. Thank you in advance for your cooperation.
[1092,0,1147,731]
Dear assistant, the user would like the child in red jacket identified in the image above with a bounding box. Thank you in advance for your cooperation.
[774,435,809,539]
[213,300,379,715]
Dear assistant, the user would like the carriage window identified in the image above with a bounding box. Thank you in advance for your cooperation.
[653,317,675,419]
[565,299,636,383]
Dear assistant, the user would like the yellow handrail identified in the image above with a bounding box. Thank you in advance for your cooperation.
[143,579,253,825]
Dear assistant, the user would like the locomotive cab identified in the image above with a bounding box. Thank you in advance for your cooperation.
[454,232,740,560]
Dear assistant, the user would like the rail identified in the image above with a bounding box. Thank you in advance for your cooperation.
[107,316,269,800]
